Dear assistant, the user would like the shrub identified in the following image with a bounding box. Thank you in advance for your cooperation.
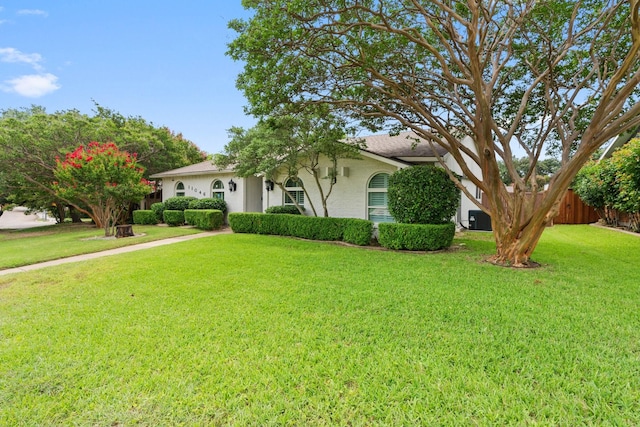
[163,210,185,226]
[388,166,460,224]
[343,219,374,246]
[150,202,165,223]
[228,213,373,246]
[265,205,305,215]
[132,210,158,225]
[378,222,455,251]
[164,196,198,211]
[188,198,228,213]
[184,209,224,230]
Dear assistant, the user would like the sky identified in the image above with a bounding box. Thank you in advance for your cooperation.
[0,1,256,155]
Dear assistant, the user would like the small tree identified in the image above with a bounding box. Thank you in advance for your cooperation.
[388,166,460,225]
[574,160,619,226]
[54,142,152,236]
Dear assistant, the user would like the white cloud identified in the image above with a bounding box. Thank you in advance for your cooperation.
[1,73,60,97]
[0,47,44,71]
[17,9,48,17]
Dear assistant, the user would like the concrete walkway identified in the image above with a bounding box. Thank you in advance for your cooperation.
[0,229,231,277]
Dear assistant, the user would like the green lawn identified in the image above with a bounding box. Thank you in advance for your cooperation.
[0,223,204,270]
[1,225,639,425]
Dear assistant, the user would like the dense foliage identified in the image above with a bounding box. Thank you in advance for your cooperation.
[264,205,305,215]
[163,210,185,227]
[132,210,158,225]
[387,166,460,225]
[0,105,205,220]
[378,222,456,251]
[575,139,640,231]
[228,213,372,245]
[150,202,166,223]
[188,198,227,213]
[164,196,198,211]
[184,209,224,231]
[53,142,152,236]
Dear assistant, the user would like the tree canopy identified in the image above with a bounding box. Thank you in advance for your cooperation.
[0,105,206,220]
[215,110,362,216]
[229,0,640,266]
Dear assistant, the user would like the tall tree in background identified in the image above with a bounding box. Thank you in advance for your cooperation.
[229,0,640,266]
[215,109,362,216]
[0,105,206,221]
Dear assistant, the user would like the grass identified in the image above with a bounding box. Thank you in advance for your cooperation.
[0,223,204,270]
[1,225,639,425]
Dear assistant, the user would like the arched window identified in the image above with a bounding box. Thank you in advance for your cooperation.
[284,177,304,206]
[211,180,224,200]
[176,181,185,197]
[367,173,394,223]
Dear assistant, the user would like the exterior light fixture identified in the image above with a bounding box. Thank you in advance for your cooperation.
[228,179,237,192]
[265,180,274,191]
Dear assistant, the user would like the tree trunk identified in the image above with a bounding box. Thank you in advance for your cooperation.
[68,205,82,223]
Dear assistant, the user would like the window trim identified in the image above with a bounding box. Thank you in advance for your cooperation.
[175,181,185,197]
[283,177,304,206]
[367,172,394,223]
[211,179,225,200]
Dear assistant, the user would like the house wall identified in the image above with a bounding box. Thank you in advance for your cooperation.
[267,155,399,219]
[161,173,259,214]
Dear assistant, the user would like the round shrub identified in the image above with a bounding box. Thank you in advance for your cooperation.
[188,197,227,213]
[164,196,197,211]
[388,166,460,224]
[150,202,165,222]
[265,205,305,215]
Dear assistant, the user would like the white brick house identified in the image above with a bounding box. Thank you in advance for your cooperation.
[150,132,482,227]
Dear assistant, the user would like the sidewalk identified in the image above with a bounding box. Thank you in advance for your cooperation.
[0,229,231,277]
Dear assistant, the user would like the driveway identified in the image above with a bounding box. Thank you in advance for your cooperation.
[0,207,57,230]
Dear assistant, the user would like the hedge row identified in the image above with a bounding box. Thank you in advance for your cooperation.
[228,213,373,246]
[184,209,224,230]
[377,222,455,251]
[132,210,157,225]
[264,205,304,215]
[163,210,185,226]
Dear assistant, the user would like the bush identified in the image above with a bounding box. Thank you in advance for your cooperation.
[163,210,185,226]
[164,196,198,211]
[388,166,460,224]
[343,219,374,246]
[228,213,373,246]
[184,209,224,230]
[265,205,305,215]
[132,210,158,225]
[188,198,228,213]
[150,202,165,223]
[378,222,455,251]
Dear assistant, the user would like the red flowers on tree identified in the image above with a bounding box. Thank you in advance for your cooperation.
[54,142,152,236]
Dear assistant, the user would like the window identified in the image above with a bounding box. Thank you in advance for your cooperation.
[367,173,394,223]
[212,180,224,200]
[176,182,185,197]
[284,177,304,206]
[475,185,483,200]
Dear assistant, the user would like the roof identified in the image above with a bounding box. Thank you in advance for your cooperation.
[149,160,232,178]
[600,126,640,160]
[357,131,449,159]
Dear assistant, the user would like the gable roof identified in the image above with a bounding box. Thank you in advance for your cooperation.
[358,131,449,159]
[149,160,231,178]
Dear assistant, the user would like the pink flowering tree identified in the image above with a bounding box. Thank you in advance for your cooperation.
[54,142,152,236]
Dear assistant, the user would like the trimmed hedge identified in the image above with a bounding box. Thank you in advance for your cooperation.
[163,210,185,226]
[378,222,456,251]
[265,205,305,215]
[164,196,198,211]
[228,213,372,246]
[132,210,158,225]
[150,202,165,223]
[184,209,224,230]
[188,198,228,213]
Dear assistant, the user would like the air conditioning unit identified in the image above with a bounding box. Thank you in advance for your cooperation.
[468,210,492,231]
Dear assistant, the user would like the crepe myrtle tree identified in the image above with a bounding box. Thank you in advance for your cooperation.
[229,0,640,267]
[54,142,152,237]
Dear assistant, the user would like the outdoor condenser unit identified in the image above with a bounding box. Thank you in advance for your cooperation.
[468,210,492,231]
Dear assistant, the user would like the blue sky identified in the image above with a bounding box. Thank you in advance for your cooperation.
[0,1,256,154]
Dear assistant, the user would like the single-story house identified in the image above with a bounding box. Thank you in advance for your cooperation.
[149,132,483,227]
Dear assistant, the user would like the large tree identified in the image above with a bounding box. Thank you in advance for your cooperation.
[0,105,206,221]
[228,0,640,266]
[215,110,362,216]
